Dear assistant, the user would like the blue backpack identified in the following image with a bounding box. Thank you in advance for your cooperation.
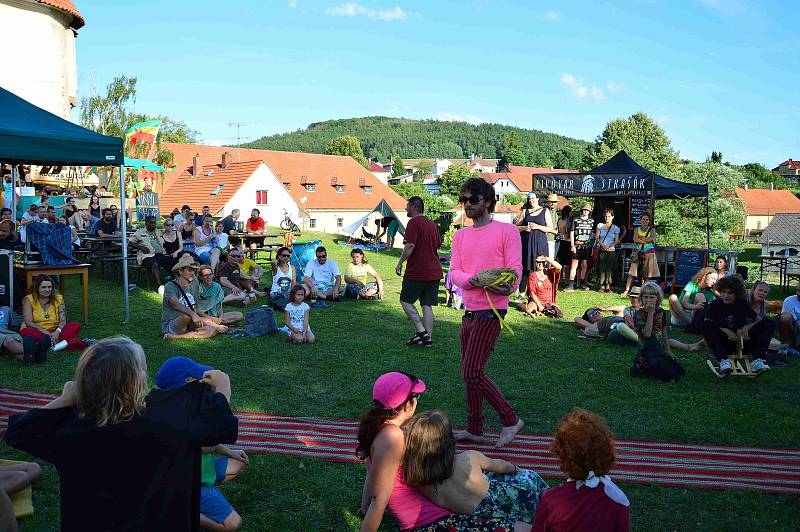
[244,306,278,337]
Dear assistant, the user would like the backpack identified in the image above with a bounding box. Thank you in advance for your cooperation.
[244,306,278,337]
[630,347,685,382]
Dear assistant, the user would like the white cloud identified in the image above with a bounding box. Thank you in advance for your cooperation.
[326,3,408,21]
[543,10,561,21]
[288,0,298,7]
[204,139,224,147]
[560,73,604,101]
[435,112,484,125]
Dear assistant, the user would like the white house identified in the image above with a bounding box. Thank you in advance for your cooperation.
[369,161,391,184]
[159,143,408,237]
[0,0,83,120]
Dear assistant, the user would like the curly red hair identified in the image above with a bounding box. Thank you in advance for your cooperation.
[550,409,616,479]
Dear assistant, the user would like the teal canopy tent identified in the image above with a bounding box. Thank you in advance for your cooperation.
[124,157,165,172]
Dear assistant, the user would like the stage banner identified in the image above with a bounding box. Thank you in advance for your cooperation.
[534,173,653,197]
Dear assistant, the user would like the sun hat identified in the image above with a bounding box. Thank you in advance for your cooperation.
[373,372,426,410]
[629,286,641,297]
[156,356,213,390]
[546,193,559,203]
[171,254,199,272]
[580,203,592,212]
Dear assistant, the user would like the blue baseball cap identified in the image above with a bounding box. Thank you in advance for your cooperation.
[156,356,213,390]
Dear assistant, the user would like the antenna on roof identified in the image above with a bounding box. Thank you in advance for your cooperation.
[227,122,253,162]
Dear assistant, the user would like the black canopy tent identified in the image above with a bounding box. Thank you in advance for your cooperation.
[0,86,130,321]
[533,150,711,247]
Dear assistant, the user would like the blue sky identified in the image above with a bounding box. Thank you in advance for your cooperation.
[74,0,798,166]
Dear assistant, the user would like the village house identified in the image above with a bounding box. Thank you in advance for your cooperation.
[772,159,800,182]
[734,186,800,238]
[368,161,391,184]
[0,0,83,120]
[759,214,800,275]
[481,168,579,198]
[157,143,407,235]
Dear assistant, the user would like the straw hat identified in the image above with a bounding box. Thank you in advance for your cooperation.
[172,254,199,272]
[546,193,559,203]
[580,203,592,212]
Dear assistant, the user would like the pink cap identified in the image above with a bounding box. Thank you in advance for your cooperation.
[373,372,426,410]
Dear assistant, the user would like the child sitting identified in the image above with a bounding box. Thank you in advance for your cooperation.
[284,284,315,344]
[702,275,774,374]
[402,411,548,530]
[155,357,247,532]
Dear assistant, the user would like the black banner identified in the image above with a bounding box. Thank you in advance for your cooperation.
[136,191,159,221]
[534,173,653,197]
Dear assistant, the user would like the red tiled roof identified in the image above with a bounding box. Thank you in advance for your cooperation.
[369,161,389,173]
[777,159,799,170]
[159,143,406,214]
[37,0,84,29]
[735,187,800,216]
[159,161,263,215]
[481,169,579,193]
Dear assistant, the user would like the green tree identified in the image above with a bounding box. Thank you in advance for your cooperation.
[79,76,137,137]
[498,132,527,170]
[709,151,723,163]
[391,156,405,178]
[438,164,474,197]
[325,135,370,169]
[499,192,526,205]
[390,183,455,234]
[413,159,434,182]
[584,112,680,176]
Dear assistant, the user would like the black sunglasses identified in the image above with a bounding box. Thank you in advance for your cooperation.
[459,195,482,205]
[317,254,327,258]
[536,260,547,265]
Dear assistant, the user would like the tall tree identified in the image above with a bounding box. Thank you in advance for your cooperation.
[583,112,680,176]
[438,163,474,197]
[79,76,137,137]
[325,135,370,169]
[391,156,406,178]
[413,159,434,182]
[498,132,527,170]
[709,151,723,163]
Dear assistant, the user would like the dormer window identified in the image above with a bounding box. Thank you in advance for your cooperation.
[335,185,345,193]
[364,186,372,194]
[304,184,316,192]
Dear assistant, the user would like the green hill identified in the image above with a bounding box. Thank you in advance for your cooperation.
[245,116,589,168]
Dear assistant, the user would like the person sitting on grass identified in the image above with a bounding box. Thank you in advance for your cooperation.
[194,214,221,271]
[0,461,41,532]
[269,246,295,310]
[303,246,342,302]
[284,284,315,344]
[746,281,784,359]
[4,336,239,531]
[533,409,629,532]
[215,221,230,252]
[402,410,549,531]
[161,255,228,340]
[0,323,33,365]
[520,255,562,318]
[21,274,85,357]
[668,267,718,328]
[239,255,264,292]
[344,248,384,300]
[196,266,244,327]
[778,279,800,355]
[702,275,774,375]
[155,357,247,532]
[218,247,264,306]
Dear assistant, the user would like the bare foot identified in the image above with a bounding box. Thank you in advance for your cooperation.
[689,341,704,353]
[453,430,486,444]
[163,333,175,341]
[495,418,524,448]
[214,324,229,333]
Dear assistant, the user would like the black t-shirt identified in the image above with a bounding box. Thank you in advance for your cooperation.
[98,219,118,235]
[221,215,237,234]
[571,217,595,246]
[219,262,241,288]
[704,298,756,331]
[5,382,238,532]
[0,237,23,251]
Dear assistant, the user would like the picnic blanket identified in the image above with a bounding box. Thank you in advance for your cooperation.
[1,386,798,495]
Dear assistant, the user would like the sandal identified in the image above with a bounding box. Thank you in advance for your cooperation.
[406,331,428,346]
[421,335,433,348]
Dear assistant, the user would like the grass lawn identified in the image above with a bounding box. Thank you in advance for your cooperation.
[2,231,799,531]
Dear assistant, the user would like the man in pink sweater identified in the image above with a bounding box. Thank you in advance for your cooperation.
[449,178,524,448]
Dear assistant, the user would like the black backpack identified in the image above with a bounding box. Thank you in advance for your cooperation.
[630,347,685,382]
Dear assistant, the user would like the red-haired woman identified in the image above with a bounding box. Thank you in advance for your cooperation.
[533,409,629,531]
[21,275,84,358]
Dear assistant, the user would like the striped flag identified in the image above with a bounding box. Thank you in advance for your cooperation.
[124,120,161,145]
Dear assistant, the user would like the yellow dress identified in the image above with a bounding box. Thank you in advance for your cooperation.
[25,293,62,330]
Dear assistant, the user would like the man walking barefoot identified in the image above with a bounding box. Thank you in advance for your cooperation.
[396,196,443,348]
[448,178,524,448]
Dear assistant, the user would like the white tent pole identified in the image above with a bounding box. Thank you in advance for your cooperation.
[10,164,17,224]
[119,165,129,323]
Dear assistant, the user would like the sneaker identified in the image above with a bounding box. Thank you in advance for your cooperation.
[719,359,733,374]
[564,284,575,293]
[157,285,165,296]
[751,358,770,373]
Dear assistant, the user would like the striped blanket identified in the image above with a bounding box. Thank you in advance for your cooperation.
[2,387,798,494]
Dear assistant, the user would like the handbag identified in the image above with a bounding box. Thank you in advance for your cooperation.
[593,225,615,262]
[631,226,651,264]
[630,346,685,382]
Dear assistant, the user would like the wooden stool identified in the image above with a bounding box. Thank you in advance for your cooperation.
[707,330,764,379]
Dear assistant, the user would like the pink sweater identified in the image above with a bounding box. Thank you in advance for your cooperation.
[450,220,522,311]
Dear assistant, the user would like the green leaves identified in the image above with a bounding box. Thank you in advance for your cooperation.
[324,135,370,169]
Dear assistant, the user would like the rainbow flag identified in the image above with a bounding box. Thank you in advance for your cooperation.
[124,120,161,145]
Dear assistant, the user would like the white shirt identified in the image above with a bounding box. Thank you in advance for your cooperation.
[783,295,800,322]
[303,259,340,284]
[286,301,309,332]
[216,232,229,249]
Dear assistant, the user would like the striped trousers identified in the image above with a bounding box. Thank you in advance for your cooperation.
[460,313,519,435]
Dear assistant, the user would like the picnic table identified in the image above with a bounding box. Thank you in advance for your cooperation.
[15,262,91,322]
[760,254,800,293]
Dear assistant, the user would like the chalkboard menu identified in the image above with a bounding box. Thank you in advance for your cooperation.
[628,197,652,229]
[136,192,159,221]
[673,248,708,289]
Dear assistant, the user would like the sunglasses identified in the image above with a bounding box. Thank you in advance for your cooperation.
[317,254,327,258]
[459,195,482,205]
[230,254,243,258]
[280,253,291,258]
[164,223,174,227]
[398,371,420,400]
[535,261,547,265]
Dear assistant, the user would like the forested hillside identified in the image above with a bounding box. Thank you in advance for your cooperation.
[246,117,589,168]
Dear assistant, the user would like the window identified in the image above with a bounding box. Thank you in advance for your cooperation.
[335,185,345,193]
[210,184,224,197]
[255,190,268,205]
[337,217,343,228]
[304,184,316,192]
[309,218,316,228]
[364,186,373,194]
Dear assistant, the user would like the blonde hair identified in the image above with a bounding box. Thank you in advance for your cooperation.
[639,281,664,308]
[75,336,148,427]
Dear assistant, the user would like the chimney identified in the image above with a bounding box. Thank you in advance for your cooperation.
[221,151,231,169]
[192,153,201,178]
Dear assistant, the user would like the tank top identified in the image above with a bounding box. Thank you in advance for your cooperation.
[270,264,294,296]
[25,293,62,330]
[163,234,179,255]
[366,459,450,529]
[181,227,195,252]
[194,226,216,255]
[636,226,655,253]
